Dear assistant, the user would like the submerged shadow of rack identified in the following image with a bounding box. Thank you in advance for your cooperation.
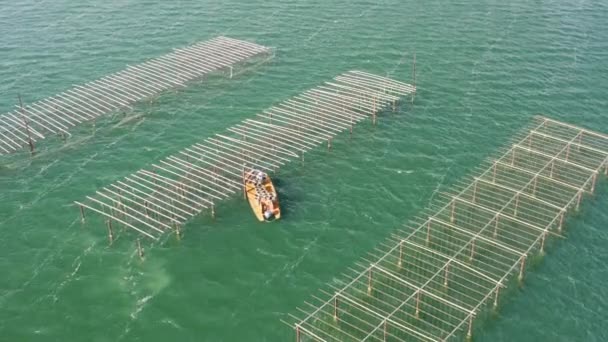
[285,116,608,342]
[0,36,271,156]
[75,70,416,241]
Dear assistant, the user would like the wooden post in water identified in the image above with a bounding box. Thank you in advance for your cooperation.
[383,321,388,342]
[466,314,474,340]
[518,255,526,282]
[18,95,35,154]
[372,96,377,126]
[411,51,416,104]
[540,231,546,254]
[333,295,338,322]
[472,181,478,203]
[450,200,456,223]
[137,238,144,259]
[106,219,114,244]
[470,239,476,261]
[415,291,421,318]
[444,261,449,287]
[398,240,403,268]
[242,163,247,200]
[144,201,150,218]
[79,205,86,222]
[175,223,181,240]
[367,267,373,295]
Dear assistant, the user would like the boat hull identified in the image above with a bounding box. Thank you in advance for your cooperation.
[246,173,281,222]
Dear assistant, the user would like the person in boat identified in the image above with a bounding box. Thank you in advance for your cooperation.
[261,197,279,219]
[255,171,266,185]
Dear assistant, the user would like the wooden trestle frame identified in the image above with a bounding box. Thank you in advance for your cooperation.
[0,36,271,155]
[75,70,416,241]
[286,116,608,342]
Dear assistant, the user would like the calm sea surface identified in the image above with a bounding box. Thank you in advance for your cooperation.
[1,0,607,341]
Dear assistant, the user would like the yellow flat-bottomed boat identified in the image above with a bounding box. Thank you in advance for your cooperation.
[245,170,281,221]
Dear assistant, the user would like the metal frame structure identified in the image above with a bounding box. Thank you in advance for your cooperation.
[286,116,608,341]
[0,36,271,155]
[75,70,416,241]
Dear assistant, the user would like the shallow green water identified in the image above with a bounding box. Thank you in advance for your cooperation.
[1,0,607,341]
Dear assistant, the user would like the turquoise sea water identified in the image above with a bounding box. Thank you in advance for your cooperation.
[1,0,607,341]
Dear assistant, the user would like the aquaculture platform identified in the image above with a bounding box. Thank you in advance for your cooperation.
[286,117,608,341]
[0,36,270,155]
[75,70,415,240]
